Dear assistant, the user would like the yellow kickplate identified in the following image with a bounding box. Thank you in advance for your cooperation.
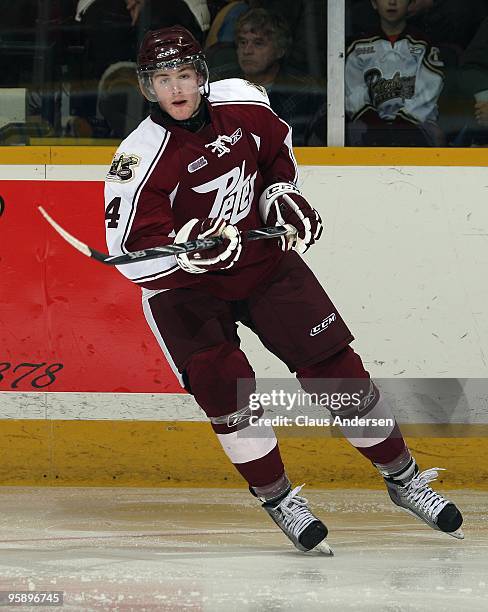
[0,420,485,488]
[1,146,488,167]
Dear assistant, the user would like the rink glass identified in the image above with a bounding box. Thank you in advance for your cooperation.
[0,3,486,145]
[0,1,326,145]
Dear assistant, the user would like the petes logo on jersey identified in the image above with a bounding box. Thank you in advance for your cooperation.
[106,153,140,182]
[193,160,257,224]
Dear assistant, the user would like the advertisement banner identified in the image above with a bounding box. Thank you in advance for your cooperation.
[0,180,181,393]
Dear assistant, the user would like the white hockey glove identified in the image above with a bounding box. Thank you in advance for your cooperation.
[259,183,323,254]
[174,217,242,274]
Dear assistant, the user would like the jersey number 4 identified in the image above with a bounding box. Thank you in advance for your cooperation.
[105,197,121,228]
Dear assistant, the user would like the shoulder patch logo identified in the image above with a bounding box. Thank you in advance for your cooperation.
[106,153,140,182]
[427,46,444,67]
[244,81,267,96]
[188,156,208,173]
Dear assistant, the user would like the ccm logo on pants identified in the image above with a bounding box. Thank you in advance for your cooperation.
[310,313,336,337]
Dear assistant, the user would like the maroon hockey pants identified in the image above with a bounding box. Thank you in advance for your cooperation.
[144,252,408,489]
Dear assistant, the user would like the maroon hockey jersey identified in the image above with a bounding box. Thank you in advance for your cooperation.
[104,78,299,300]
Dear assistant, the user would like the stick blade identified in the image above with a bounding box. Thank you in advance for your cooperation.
[38,206,92,257]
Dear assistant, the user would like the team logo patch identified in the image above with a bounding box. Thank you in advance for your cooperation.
[365,69,416,105]
[244,81,267,97]
[205,128,242,157]
[427,46,444,67]
[310,313,336,337]
[188,156,208,173]
[106,153,140,182]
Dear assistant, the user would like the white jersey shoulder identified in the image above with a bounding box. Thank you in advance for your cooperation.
[208,78,270,107]
[105,116,170,196]
[104,114,174,278]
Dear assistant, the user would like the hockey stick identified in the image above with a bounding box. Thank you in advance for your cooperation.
[38,206,295,266]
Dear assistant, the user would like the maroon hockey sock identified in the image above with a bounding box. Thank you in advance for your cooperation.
[297,347,412,472]
[233,444,286,489]
[351,424,410,465]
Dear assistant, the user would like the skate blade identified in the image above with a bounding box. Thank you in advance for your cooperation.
[402,508,465,540]
[310,540,334,556]
[447,528,464,540]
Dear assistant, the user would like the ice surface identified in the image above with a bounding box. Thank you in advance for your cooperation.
[0,487,486,610]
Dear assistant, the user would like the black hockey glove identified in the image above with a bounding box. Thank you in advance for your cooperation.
[259,183,323,253]
[174,217,242,274]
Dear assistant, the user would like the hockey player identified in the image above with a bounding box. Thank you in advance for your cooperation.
[104,25,463,552]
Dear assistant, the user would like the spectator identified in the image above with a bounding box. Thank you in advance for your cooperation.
[348,0,488,51]
[0,2,39,89]
[407,0,488,51]
[475,98,488,128]
[0,1,67,142]
[304,101,327,146]
[453,16,488,145]
[205,1,249,48]
[204,1,248,82]
[459,17,488,98]
[67,0,135,137]
[231,8,326,146]
[253,0,326,78]
[126,0,210,41]
[345,0,445,146]
[404,0,488,146]
[67,0,211,138]
[207,0,231,21]
[206,1,326,81]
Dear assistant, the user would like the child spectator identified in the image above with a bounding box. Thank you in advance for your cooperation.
[345,0,445,146]
[454,16,488,145]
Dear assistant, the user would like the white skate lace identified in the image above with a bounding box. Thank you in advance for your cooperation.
[403,468,449,519]
[275,484,316,538]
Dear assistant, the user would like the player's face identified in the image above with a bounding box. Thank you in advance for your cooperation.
[236,28,284,78]
[371,0,411,23]
[152,65,202,120]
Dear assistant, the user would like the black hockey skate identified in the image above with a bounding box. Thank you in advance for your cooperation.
[384,466,464,539]
[262,485,333,554]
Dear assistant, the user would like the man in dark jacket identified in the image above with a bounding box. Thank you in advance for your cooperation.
[233,8,326,146]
